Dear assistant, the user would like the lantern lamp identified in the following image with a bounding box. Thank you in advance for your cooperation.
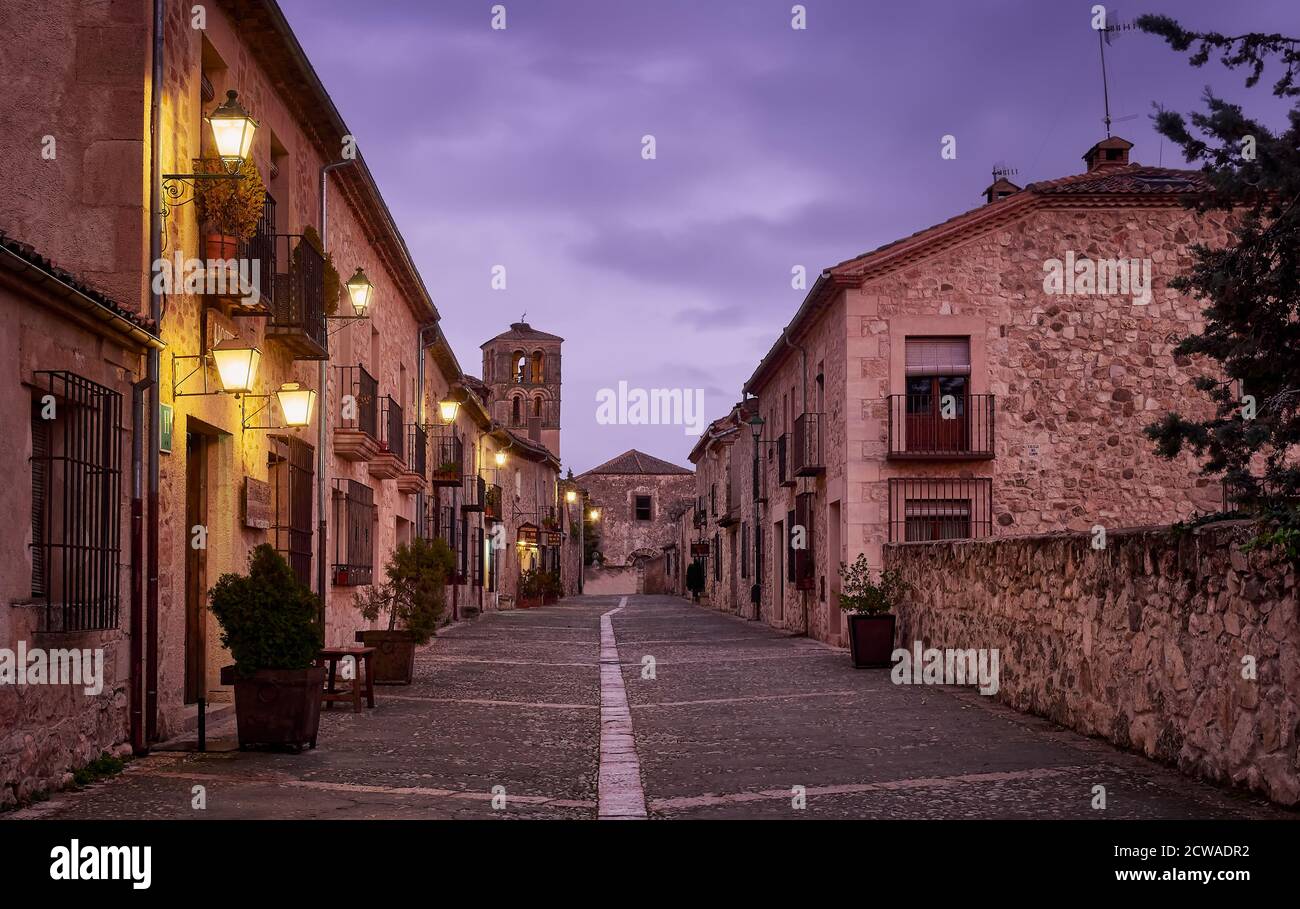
[210,339,260,395]
[276,383,317,428]
[206,90,258,168]
[345,267,374,317]
[566,489,577,504]
[438,398,460,424]
[494,450,507,467]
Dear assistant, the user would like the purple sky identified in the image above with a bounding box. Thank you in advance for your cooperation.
[278,0,1297,474]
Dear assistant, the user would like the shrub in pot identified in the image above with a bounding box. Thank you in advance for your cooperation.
[686,561,705,603]
[518,566,544,609]
[541,570,562,605]
[194,157,266,261]
[209,544,324,751]
[839,555,910,669]
[353,537,454,684]
[301,225,341,314]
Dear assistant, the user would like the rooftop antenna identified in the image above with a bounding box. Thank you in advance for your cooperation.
[1098,9,1136,137]
[992,163,1019,182]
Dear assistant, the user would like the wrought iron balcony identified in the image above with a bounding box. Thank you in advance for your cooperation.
[397,422,428,494]
[777,433,795,487]
[887,394,995,459]
[431,429,464,487]
[333,365,379,462]
[463,475,487,513]
[263,233,328,360]
[484,482,503,522]
[368,395,405,480]
[793,412,824,476]
[718,479,739,527]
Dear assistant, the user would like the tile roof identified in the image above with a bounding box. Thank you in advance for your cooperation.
[482,321,564,346]
[580,449,693,476]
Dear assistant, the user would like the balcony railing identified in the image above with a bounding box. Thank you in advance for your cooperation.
[887,477,993,543]
[406,422,427,477]
[887,394,995,459]
[793,412,824,476]
[430,430,464,487]
[263,233,328,360]
[718,476,738,526]
[484,483,503,521]
[334,365,378,438]
[377,396,404,462]
[463,474,487,513]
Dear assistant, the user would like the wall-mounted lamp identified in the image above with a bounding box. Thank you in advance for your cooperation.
[327,266,376,336]
[494,449,507,468]
[438,397,460,425]
[242,382,317,431]
[172,338,261,398]
[161,90,258,224]
[565,489,577,504]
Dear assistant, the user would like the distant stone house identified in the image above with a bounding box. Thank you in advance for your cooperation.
[697,137,1230,646]
[577,449,694,595]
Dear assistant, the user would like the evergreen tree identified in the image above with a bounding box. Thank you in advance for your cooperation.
[1137,16,1300,509]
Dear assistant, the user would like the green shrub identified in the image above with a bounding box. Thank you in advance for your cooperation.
[354,537,453,644]
[72,752,126,788]
[838,555,910,616]
[195,156,266,239]
[209,544,322,678]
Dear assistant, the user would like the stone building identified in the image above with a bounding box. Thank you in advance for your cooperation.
[575,450,694,595]
[692,137,1229,646]
[0,0,574,805]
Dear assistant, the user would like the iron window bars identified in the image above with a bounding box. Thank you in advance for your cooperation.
[29,371,123,632]
[887,477,993,543]
[331,478,375,586]
[268,435,314,588]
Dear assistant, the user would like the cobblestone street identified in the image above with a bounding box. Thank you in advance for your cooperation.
[12,596,1293,821]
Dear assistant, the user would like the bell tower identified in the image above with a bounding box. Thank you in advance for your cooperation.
[480,320,563,457]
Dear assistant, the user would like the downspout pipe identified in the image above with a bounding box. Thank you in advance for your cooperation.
[129,377,149,753]
[145,0,164,744]
[319,159,354,633]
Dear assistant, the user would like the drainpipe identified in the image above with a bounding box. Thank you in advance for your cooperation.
[781,327,810,637]
[129,377,149,753]
[319,160,354,633]
[145,0,164,743]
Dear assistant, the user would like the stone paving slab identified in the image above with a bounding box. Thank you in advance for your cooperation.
[10,594,1295,822]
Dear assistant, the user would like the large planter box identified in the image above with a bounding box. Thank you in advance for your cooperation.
[542,593,559,605]
[518,594,542,609]
[356,629,419,685]
[847,614,896,669]
[220,665,326,751]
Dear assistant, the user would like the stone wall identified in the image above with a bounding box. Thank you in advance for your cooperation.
[884,521,1300,805]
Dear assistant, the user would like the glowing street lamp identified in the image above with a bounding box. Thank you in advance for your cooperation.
[345,267,374,317]
[566,489,577,504]
[588,507,601,522]
[276,383,317,428]
[206,90,259,169]
[438,398,460,424]
[210,339,260,395]
[494,450,507,468]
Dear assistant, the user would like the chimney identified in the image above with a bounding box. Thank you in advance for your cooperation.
[982,176,1021,205]
[1083,136,1133,172]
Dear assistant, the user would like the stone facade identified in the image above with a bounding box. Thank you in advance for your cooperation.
[884,521,1300,806]
[480,322,563,458]
[694,140,1232,647]
[576,449,693,596]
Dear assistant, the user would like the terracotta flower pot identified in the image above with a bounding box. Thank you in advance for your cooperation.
[519,594,542,609]
[221,665,326,751]
[847,614,897,669]
[205,234,238,261]
[356,629,417,685]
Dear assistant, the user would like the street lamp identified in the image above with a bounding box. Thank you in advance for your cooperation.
[494,449,507,468]
[210,339,260,396]
[565,489,577,504]
[206,90,259,169]
[345,267,374,317]
[275,383,317,428]
[438,398,460,425]
[746,409,768,621]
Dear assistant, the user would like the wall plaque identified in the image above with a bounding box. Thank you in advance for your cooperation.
[244,477,272,529]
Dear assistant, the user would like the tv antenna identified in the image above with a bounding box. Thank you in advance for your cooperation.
[1098,9,1137,136]
[992,163,1019,182]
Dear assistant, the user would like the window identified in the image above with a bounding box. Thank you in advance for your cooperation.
[788,494,815,590]
[533,396,543,419]
[635,495,652,521]
[888,478,992,542]
[514,350,526,384]
[472,527,484,586]
[332,478,375,585]
[268,435,314,588]
[29,371,123,632]
[530,350,544,383]
[511,396,521,425]
[712,533,721,581]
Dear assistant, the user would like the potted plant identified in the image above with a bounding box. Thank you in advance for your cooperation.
[432,460,460,483]
[518,566,544,609]
[686,560,705,603]
[301,225,341,314]
[838,555,910,669]
[209,545,324,751]
[485,484,502,521]
[194,156,266,261]
[541,570,562,605]
[353,537,454,684]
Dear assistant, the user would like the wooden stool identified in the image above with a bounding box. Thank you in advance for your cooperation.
[316,646,376,712]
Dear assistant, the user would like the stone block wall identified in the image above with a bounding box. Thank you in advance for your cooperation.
[884,521,1300,805]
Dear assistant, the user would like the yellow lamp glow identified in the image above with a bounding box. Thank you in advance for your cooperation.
[210,339,260,395]
[206,90,258,167]
[276,383,316,428]
[438,399,460,424]
[565,489,577,504]
[345,267,374,317]
[589,508,601,521]
[494,450,507,467]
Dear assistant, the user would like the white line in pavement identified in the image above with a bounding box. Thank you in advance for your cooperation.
[598,596,647,820]
[634,691,856,709]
